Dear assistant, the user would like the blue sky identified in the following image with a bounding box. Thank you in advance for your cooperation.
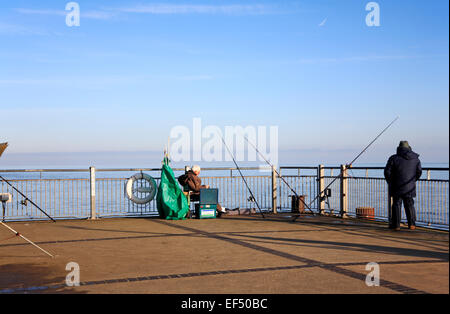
[0,0,448,167]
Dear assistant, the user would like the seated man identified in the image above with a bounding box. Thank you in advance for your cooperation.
[179,165,227,215]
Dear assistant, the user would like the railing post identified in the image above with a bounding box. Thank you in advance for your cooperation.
[272,165,277,214]
[89,166,96,220]
[318,165,325,215]
[340,164,348,218]
[388,190,393,225]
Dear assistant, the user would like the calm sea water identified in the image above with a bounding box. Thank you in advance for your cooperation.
[0,161,448,228]
[0,162,448,180]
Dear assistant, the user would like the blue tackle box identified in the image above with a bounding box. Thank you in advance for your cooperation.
[195,188,218,219]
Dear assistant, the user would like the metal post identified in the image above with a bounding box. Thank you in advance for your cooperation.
[340,164,348,218]
[272,165,277,214]
[388,190,393,226]
[89,166,96,220]
[2,201,6,222]
[318,165,325,215]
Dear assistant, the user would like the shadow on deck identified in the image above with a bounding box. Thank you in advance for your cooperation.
[0,214,448,294]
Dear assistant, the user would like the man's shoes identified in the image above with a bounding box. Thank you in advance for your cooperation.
[388,224,401,231]
[409,225,416,230]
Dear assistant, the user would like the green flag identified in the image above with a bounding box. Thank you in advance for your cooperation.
[156,160,189,220]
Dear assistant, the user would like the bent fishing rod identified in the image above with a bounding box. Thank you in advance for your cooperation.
[242,135,315,215]
[292,116,399,222]
[221,137,265,219]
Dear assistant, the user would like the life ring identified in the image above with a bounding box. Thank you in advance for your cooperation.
[125,173,157,204]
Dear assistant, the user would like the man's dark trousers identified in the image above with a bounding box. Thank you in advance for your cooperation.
[391,195,416,228]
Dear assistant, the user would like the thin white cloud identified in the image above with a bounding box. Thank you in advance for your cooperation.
[169,75,214,81]
[0,76,145,87]
[0,22,50,36]
[81,10,118,20]
[15,3,279,19]
[318,17,327,27]
[0,74,214,86]
[118,4,273,15]
[15,8,66,16]
[14,8,117,20]
[296,55,438,64]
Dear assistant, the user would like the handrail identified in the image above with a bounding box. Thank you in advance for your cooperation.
[0,165,447,228]
[280,166,449,171]
[1,166,448,172]
[0,166,272,173]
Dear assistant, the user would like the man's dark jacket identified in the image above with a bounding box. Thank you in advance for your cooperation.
[384,147,422,197]
[178,170,204,193]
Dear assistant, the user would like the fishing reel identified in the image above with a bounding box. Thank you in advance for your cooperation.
[319,188,332,202]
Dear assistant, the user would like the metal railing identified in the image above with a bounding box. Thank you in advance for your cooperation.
[0,167,274,221]
[0,165,448,229]
[279,166,449,229]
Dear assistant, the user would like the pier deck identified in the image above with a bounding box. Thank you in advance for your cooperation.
[0,214,448,294]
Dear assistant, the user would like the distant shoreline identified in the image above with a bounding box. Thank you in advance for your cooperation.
[1,151,448,170]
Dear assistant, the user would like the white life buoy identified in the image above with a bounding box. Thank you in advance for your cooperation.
[125,173,157,204]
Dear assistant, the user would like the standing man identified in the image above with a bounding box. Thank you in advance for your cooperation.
[384,141,422,230]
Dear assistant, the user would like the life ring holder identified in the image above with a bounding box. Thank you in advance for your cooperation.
[125,172,157,204]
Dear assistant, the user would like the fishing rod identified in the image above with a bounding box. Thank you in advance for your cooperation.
[0,175,56,222]
[292,116,399,222]
[0,143,55,222]
[0,221,54,257]
[221,137,265,219]
[242,135,315,215]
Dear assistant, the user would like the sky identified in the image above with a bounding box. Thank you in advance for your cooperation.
[0,0,448,168]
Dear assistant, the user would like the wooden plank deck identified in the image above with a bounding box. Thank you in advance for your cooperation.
[0,214,448,294]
